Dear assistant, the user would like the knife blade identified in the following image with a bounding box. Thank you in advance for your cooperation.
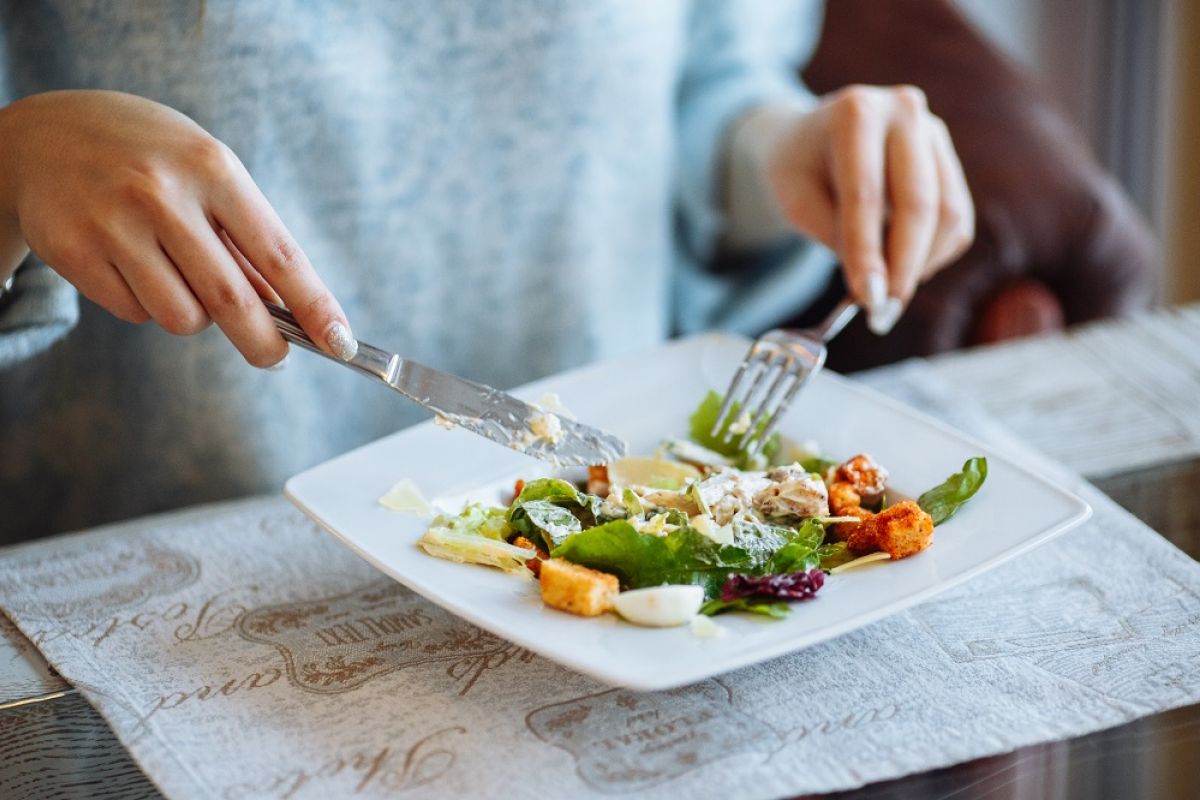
[266,303,626,466]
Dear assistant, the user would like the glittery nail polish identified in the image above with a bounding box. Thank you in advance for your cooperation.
[326,321,358,361]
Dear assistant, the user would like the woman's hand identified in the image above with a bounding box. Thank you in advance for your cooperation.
[762,85,975,334]
[0,90,355,366]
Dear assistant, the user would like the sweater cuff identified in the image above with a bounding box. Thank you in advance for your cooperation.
[0,261,79,369]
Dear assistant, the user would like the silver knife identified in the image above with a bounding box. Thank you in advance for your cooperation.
[265,303,626,466]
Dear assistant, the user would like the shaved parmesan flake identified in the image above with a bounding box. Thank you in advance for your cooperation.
[690,514,735,545]
[528,412,563,445]
[691,614,727,638]
[536,392,577,420]
[378,479,434,515]
[727,410,752,435]
[828,551,892,575]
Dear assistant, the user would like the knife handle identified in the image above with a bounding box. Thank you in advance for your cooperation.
[264,302,399,383]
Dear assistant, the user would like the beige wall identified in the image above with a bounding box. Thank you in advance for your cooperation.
[1164,0,1200,303]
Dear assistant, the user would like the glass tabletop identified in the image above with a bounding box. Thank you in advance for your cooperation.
[3,459,1197,799]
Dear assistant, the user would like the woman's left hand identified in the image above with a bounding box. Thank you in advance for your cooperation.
[762,84,975,334]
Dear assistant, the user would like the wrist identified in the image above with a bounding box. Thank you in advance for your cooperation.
[721,100,812,252]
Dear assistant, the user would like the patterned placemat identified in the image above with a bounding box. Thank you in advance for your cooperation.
[1,365,1197,799]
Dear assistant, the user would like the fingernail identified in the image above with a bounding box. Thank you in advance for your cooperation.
[266,351,291,371]
[868,297,903,336]
[326,321,358,361]
[865,272,887,314]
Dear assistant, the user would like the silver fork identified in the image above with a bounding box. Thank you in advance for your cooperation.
[709,297,859,458]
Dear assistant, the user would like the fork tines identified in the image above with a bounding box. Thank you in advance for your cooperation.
[710,339,825,458]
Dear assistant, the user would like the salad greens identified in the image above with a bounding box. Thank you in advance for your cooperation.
[508,478,600,552]
[414,391,990,624]
[917,457,988,525]
[688,390,781,467]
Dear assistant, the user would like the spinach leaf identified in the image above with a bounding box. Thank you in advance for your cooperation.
[917,457,988,525]
[688,390,781,467]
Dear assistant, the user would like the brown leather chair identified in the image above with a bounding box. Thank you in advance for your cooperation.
[779,0,1157,372]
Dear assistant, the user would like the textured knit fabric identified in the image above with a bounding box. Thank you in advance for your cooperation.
[0,0,825,538]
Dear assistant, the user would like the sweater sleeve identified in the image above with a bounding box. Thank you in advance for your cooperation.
[0,41,80,369]
[0,260,79,369]
[674,0,823,262]
[673,0,838,335]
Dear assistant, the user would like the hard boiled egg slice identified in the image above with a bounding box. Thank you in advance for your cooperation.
[612,585,704,627]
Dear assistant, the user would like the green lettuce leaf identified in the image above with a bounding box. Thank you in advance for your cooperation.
[428,503,511,541]
[917,457,988,525]
[688,390,781,467]
[550,520,756,598]
[731,518,824,573]
[551,516,827,600]
[513,500,582,550]
[508,478,600,551]
[699,598,791,618]
[419,527,535,573]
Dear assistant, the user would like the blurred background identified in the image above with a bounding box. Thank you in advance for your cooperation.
[957,0,1197,304]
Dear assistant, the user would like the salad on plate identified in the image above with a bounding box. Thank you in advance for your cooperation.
[400,391,987,630]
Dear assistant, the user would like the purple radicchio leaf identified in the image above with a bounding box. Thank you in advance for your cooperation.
[720,569,825,603]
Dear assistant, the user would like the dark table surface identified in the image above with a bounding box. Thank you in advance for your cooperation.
[3,458,1198,800]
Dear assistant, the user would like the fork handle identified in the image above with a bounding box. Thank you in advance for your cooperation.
[265,302,399,383]
[808,297,859,344]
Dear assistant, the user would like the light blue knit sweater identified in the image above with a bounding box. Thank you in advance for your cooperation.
[0,0,830,537]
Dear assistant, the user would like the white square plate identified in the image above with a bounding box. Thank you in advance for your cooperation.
[286,334,1091,690]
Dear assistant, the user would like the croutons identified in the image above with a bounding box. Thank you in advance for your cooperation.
[539,558,618,616]
[871,501,934,559]
[587,465,610,497]
[835,454,889,504]
[844,500,934,558]
[828,481,863,516]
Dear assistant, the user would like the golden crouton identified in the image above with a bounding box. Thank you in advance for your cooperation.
[871,501,934,559]
[835,454,889,503]
[846,500,934,558]
[539,558,618,617]
[828,481,863,516]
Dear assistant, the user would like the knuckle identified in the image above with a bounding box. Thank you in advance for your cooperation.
[187,135,239,177]
[835,86,875,123]
[120,167,176,216]
[263,236,306,279]
[211,279,257,316]
[158,303,210,336]
[48,234,91,271]
[893,85,928,114]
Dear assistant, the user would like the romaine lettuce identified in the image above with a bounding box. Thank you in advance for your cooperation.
[688,390,781,467]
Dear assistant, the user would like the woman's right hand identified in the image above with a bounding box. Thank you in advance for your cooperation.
[0,90,355,366]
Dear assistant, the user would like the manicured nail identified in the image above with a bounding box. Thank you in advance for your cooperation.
[868,297,903,336]
[865,272,887,315]
[266,351,291,371]
[326,321,358,361]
